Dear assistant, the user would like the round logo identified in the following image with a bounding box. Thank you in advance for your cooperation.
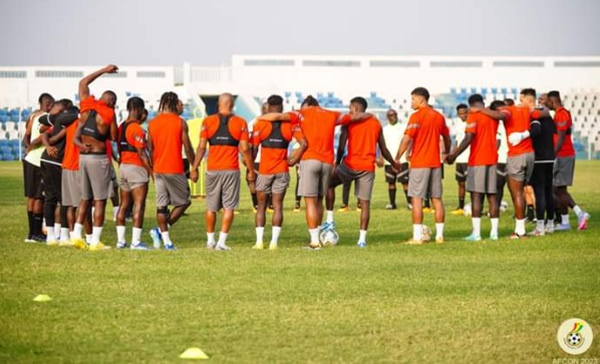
[557,318,594,355]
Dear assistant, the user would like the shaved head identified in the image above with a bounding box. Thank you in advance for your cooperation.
[218,93,234,112]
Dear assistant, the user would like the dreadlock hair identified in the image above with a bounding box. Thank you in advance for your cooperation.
[158,92,179,113]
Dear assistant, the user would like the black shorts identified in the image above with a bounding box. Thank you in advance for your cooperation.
[41,161,62,205]
[23,160,44,199]
[385,164,409,184]
[455,163,468,182]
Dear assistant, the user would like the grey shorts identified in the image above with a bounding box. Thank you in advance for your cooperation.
[507,152,535,182]
[466,165,497,194]
[408,167,443,199]
[205,170,240,212]
[155,173,190,208]
[80,154,111,200]
[337,162,375,201]
[61,169,81,207]
[255,172,290,194]
[120,164,149,192]
[553,156,575,187]
[297,159,333,197]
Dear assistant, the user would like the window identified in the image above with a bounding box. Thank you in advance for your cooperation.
[0,71,26,78]
[244,59,294,66]
[493,61,544,67]
[35,70,83,78]
[430,61,483,68]
[302,60,360,67]
[370,60,420,67]
[136,71,165,78]
[554,61,600,67]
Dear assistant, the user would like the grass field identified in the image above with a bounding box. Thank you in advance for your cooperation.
[0,160,598,363]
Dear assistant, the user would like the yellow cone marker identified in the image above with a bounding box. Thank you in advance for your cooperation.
[179,347,209,360]
[33,294,52,302]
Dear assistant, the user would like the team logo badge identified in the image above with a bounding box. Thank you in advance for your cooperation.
[557,318,594,355]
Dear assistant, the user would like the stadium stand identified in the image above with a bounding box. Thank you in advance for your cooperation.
[1,56,598,161]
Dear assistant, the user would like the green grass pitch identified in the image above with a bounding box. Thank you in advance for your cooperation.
[0,161,598,363]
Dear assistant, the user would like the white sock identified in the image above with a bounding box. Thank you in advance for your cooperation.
[85,234,93,244]
[161,230,173,245]
[536,220,545,232]
[46,229,56,242]
[255,227,264,244]
[92,226,103,245]
[132,227,142,245]
[60,228,70,242]
[116,225,126,243]
[546,220,554,230]
[515,219,526,236]
[436,223,444,239]
[73,223,83,239]
[54,223,61,239]
[217,232,229,247]
[413,224,423,241]
[207,232,216,246]
[561,214,569,225]
[358,229,367,243]
[326,210,334,223]
[573,205,582,218]
[271,226,281,244]
[471,218,481,238]
[490,218,499,236]
[113,206,119,221]
[309,228,319,244]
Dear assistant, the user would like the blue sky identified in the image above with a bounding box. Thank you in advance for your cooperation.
[1,0,598,66]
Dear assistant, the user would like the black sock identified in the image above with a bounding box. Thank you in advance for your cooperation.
[527,205,534,220]
[33,213,43,236]
[459,197,465,209]
[27,211,34,237]
[404,189,411,204]
[251,193,258,208]
[424,199,431,209]
[295,198,300,207]
[388,189,397,207]
[60,206,68,228]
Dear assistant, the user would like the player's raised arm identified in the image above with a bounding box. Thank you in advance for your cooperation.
[79,65,118,101]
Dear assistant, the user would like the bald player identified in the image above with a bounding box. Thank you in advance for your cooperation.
[190,93,255,251]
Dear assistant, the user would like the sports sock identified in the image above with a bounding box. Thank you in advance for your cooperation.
[271,226,281,244]
[132,228,142,245]
[116,225,126,243]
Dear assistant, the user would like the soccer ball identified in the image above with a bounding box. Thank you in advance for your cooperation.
[422,225,432,242]
[319,228,340,246]
[500,200,508,212]
[567,332,582,347]
[463,203,472,217]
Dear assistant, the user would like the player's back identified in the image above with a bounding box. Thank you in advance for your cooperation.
[149,113,183,174]
[408,107,448,168]
[298,106,340,164]
[345,117,381,172]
